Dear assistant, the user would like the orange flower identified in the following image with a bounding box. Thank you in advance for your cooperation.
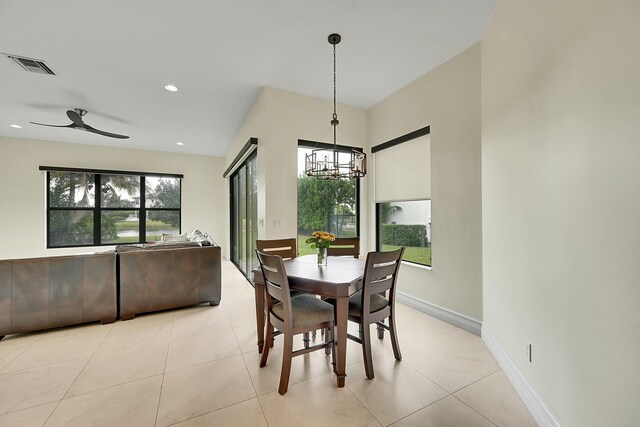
[306,231,336,249]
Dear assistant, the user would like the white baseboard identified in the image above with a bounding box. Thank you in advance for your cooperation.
[481,326,562,427]
[396,292,482,336]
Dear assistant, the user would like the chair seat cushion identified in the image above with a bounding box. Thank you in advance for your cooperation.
[272,295,334,327]
[348,292,389,317]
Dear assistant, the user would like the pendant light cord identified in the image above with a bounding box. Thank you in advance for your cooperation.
[332,40,338,169]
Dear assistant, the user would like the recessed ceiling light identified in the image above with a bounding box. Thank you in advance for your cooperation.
[164,84,178,92]
[10,124,22,129]
[176,142,184,146]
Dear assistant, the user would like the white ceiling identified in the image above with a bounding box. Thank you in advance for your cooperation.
[0,0,495,156]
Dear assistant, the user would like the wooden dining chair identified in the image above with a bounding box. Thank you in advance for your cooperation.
[256,238,315,348]
[256,238,297,259]
[327,237,359,258]
[256,250,336,394]
[347,247,405,379]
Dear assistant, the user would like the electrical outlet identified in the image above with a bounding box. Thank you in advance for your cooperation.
[525,341,532,363]
[273,219,282,229]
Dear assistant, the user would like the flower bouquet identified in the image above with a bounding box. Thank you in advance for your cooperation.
[305,231,336,266]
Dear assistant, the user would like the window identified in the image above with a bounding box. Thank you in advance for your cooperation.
[229,153,258,277]
[46,168,181,248]
[377,200,431,266]
[297,141,360,256]
[372,126,431,266]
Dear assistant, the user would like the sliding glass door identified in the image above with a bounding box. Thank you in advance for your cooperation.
[230,153,258,276]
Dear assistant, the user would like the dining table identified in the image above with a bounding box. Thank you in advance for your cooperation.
[252,254,365,388]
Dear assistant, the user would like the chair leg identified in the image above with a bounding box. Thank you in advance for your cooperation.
[260,325,274,367]
[303,332,310,349]
[377,322,385,340]
[325,327,332,356]
[361,321,375,379]
[388,314,402,361]
[278,334,294,395]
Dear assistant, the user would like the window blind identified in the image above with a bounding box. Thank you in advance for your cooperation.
[374,134,430,202]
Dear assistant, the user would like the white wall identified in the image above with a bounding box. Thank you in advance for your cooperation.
[481,1,640,425]
[224,87,368,257]
[368,44,483,321]
[0,136,225,260]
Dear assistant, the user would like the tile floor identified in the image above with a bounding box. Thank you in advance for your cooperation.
[0,260,537,427]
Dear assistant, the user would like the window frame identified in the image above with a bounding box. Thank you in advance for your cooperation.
[297,140,362,245]
[372,125,431,267]
[375,199,432,268]
[43,167,182,249]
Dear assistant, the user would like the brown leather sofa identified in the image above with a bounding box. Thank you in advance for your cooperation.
[118,244,221,320]
[0,252,117,339]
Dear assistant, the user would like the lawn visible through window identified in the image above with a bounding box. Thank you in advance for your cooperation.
[377,200,431,266]
[297,145,359,255]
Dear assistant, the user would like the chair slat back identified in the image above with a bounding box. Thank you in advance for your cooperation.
[256,238,297,260]
[360,248,405,315]
[255,251,291,318]
[327,237,359,258]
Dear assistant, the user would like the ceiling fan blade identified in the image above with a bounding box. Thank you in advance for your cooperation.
[84,124,129,139]
[66,110,85,127]
[30,121,75,128]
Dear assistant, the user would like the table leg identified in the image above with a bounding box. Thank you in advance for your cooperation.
[254,277,265,353]
[335,296,348,387]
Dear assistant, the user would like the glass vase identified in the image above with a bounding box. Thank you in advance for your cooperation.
[317,246,327,267]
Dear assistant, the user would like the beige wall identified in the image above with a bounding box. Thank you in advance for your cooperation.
[0,136,225,260]
[224,87,368,258]
[367,44,483,321]
[482,1,640,425]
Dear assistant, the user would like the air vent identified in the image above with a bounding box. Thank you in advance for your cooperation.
[3,53,56,75]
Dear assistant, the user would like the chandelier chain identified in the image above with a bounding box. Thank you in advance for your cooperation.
[303,33,366,180]
[333,41,337,122]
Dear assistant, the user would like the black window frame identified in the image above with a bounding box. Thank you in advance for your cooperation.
[375,199,432,267]
[42,166,183,249]
[297,140,362,239]
[372,125,432,267]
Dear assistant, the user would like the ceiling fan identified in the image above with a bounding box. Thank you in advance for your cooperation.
[30,108,129,139]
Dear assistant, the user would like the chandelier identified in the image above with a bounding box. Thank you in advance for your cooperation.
[305,34,366,180]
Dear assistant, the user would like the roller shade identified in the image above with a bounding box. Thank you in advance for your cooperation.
[374,134,430,201]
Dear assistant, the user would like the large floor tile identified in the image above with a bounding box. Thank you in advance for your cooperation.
[346,351,448,426]
[156,355,256,427]
[0,333,41,371]
[243,346,332,395]
[44,375,162,427]
[258,374,381,427]
[222,296,257,327]
[402,337,499,393]
[172,398,268,427]
[0,358,86,414]
[394,305,459,342]
[96,313,173,354]
[171,304,232,339]
[220,266,255,301]
[34,322,113,344]
[390,395,495,427]
[233,324,259,354]
[1,332,103,373]
[165,328,240,372]
[332,323,402,368]
[437,329,498,368]
[454,371,538,427]
[66,340,169,397]
[0,402,57,427]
